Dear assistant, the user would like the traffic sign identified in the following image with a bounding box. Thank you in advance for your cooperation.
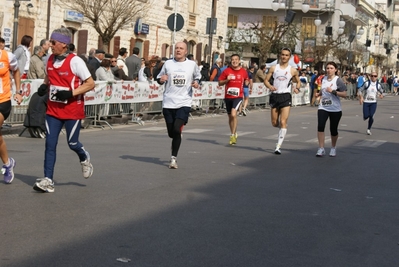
[167,13,184,32]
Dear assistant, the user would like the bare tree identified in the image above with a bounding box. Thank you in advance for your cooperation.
[226,20,300,63]
[60,0,152,51]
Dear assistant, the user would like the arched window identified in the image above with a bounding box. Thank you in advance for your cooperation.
[187,40,196,55]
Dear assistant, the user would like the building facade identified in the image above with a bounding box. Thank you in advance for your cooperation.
[0,0,228,64]
[227,0,398,75]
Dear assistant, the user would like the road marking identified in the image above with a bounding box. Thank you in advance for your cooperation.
[184,128,214,133]
[136,127,165,131]
[235,131,256,136]
[306,137,342,143]
[354,140,387,148]
[264,134,299,139]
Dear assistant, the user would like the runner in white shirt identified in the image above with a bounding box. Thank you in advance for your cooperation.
[264,48,300,154]
[157,42,201,169]
[315,61,347,157]
[358,71,384,135]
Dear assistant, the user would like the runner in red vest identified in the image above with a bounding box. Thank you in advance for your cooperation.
[33,28,95,193]
[219,54,248,145]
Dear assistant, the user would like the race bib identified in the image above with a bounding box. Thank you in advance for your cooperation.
[321,97,332,106]
[172,73,186,87]
[366,96,375,101]
[227,87,240,96]
[49,85,69,103]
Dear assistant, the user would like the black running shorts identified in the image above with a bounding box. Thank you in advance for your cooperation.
[269,93,292,109]
[0,100,12,120]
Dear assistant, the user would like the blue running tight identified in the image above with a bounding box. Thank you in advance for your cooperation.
[44,115,88,179]
[363,102,377,130]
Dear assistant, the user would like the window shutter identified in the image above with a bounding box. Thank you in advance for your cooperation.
[77,30,88,56]
[113,36,120,57]
[143,40,150,59]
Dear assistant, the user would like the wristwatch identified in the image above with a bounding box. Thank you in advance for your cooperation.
[331,90,337,96]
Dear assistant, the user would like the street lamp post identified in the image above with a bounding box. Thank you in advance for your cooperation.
[12,0,21,51]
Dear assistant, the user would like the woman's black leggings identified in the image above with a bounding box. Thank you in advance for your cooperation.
[166,118,185,157]
[317,110,342,136]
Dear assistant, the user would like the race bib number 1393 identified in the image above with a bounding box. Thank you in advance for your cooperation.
[172,73,186,87]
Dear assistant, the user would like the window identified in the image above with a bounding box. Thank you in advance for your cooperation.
[188,0,196,13]
[262,16,277,32]
[227,14,238,29]
[187,41,195,55]
[302,17,317,38]
[135,40,143,57]
[189,14,196,27]
[166,0,171,6]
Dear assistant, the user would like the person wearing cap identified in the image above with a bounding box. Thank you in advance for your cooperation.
[33,27,95,193]
[0,37,23,184]
[88,49,105,74]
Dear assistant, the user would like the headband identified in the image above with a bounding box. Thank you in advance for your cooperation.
[50,32,71,44]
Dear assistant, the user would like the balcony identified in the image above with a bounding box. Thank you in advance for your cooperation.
[340,3,356,20]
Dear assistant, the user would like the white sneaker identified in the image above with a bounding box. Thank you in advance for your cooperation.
[367,129,372,135]
[274,144,281,155]
[316,148,325,157]
[329,147,336,157]
[81,151,93,179]
[169,157,178,169]
[33,177,54,193]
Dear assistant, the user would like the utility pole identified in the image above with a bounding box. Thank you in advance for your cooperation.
[207,0,217,64]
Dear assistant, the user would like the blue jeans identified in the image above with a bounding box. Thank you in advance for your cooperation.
[44,115,88,179]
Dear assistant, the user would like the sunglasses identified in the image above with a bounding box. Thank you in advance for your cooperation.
[371,75,378,77]
[111,60,117,62]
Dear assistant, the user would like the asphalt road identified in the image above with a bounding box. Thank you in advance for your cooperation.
[1,96,399,267]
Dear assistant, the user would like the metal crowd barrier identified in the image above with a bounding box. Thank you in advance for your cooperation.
[8,80,310,129]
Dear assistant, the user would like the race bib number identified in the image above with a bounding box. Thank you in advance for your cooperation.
[49,85,69,103]
[227,87,240,96]
[172,73,186,87]
[321,97,332,106]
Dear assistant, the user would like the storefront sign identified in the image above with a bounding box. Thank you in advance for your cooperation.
[64,10,84,23]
